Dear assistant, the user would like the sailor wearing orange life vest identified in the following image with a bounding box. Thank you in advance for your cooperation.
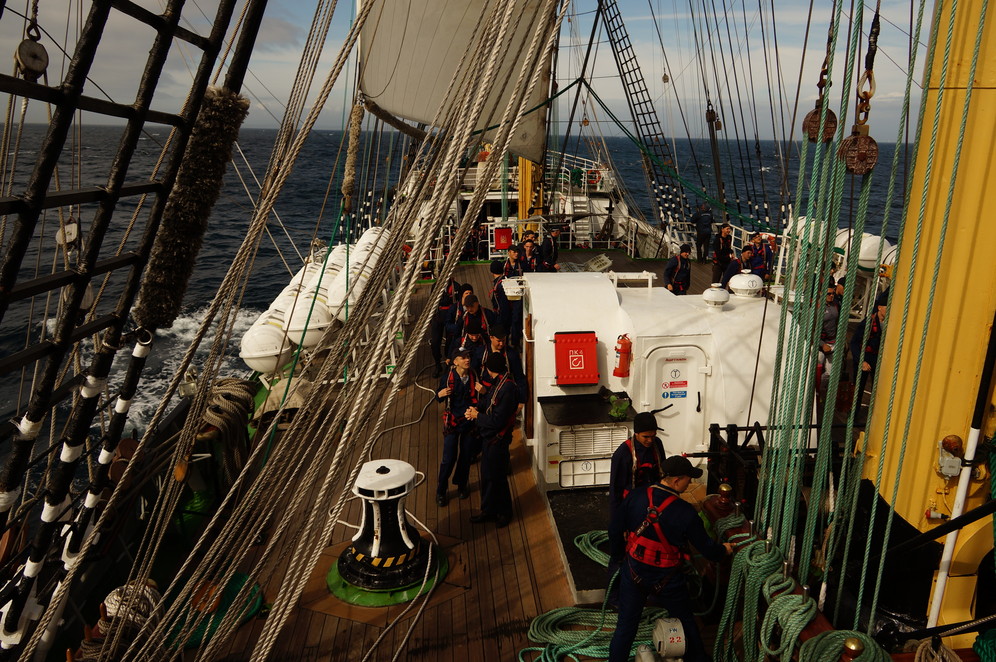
[608,456,734,662]
[608,412,667,515]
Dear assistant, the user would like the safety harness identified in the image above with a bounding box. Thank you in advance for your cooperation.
[626,487,683,568]
[622,438,665,501]
[442,368,477,434]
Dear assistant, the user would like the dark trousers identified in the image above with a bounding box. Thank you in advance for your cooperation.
[429,310,451,365]
[437,421,474,496]
[509,300,523,349]
[608,558,708,662]
[696,232,711,261]
[480,436,512,518]
[712,262,728,284]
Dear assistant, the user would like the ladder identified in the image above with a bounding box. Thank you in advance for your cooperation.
[600,0,694,247]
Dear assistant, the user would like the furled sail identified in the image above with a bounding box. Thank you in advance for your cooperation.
[359,0,551,163]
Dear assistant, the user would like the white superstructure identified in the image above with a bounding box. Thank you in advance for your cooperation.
[521,271,783,491]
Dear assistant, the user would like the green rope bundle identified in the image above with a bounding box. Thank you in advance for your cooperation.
[714,540,783,662]
[518,605,668,662]
[714,512,748,539]
[574,530,611,567]
[518,570,667,662]
[976,628,996,662]
[799,631,890,662]
[758,582,818,661]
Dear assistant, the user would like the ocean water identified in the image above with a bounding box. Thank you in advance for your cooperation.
[0,125,909,432]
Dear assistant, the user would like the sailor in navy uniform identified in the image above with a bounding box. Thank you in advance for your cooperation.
[465,353,518,527]
[446,292,496,344]
[473,323,527,404]
[608,456,733,662]
[489,260,511,333]
[609,412,667,515]
[539,226,561,272]
[434,349,477,506]
[662,244,692,294]
[430,276,461,377]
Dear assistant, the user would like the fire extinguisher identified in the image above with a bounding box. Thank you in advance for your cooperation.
[613,334,632,378]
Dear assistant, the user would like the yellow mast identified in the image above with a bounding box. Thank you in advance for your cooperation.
[863,0,996,641]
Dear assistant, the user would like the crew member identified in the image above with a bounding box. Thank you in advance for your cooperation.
[609,412,667,514]
[435,349,477,506]
[540,226,561,272]
[429,276,462,377]
[443,284,475,361]
[722,246,753,289]
[662,244,692,294]
[691,203,714,263]
[608,456,734,662]
[748,232,773,280]
[849,289,888,411]
[474,324,526,403]
[489,260,511,333]
[446,293,495,342]
[466,353,518,527]
[711,223,734,283]
[503,244,523,278]
[521,239,540,272]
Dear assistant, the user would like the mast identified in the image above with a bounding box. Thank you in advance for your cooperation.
[864,0,995,642]
[705,101,727,218]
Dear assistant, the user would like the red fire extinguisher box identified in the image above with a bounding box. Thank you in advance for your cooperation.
[554,331,600,386]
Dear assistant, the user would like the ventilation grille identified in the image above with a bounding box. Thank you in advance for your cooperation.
[558,426,629,457]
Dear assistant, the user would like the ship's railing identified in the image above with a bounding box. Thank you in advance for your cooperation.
[545,161,617,197]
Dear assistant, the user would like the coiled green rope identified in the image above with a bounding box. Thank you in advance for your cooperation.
[976,629,996,662]
[714,540,783,662]
[517,570,668,662]
[758,575,818,661]
[799,631,890,661]
[574,530,611,567]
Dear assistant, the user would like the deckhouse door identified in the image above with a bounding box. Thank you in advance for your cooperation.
[641,345,709,457]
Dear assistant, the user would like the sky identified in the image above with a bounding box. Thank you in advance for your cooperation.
[1,0,929,142]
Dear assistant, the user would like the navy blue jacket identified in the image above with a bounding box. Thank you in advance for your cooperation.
[662,255,691,292]
[540,236,559,271]
[850,312,884,376]
[475,374,518,443]
[490,276,511,328]
[445,305,498,338]
[609,437,667,510]
[474,345,527,403]
[609,484,726,569]
[435,368,475,418]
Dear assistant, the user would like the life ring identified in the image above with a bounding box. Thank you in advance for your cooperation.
[587,169,602,186]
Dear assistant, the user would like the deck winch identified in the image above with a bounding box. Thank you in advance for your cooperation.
[329,460,447,606]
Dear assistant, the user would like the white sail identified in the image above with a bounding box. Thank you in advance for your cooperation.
[358,0,551,163]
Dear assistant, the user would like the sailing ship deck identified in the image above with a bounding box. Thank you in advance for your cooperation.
[213,249,705,661]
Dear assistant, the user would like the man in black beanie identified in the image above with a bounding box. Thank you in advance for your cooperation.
[609,411,667,516]
[465,352,518,527]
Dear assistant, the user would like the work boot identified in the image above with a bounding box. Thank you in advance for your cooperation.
[436,493,448,507]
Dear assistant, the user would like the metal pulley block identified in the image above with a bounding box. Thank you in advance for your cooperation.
[802,105,837,143]
[15,25,48,83]
[838,124,879,175]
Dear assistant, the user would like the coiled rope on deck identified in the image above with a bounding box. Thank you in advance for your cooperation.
[798,631,890,662]
[518,571,667,662]
[574,530,611,567]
